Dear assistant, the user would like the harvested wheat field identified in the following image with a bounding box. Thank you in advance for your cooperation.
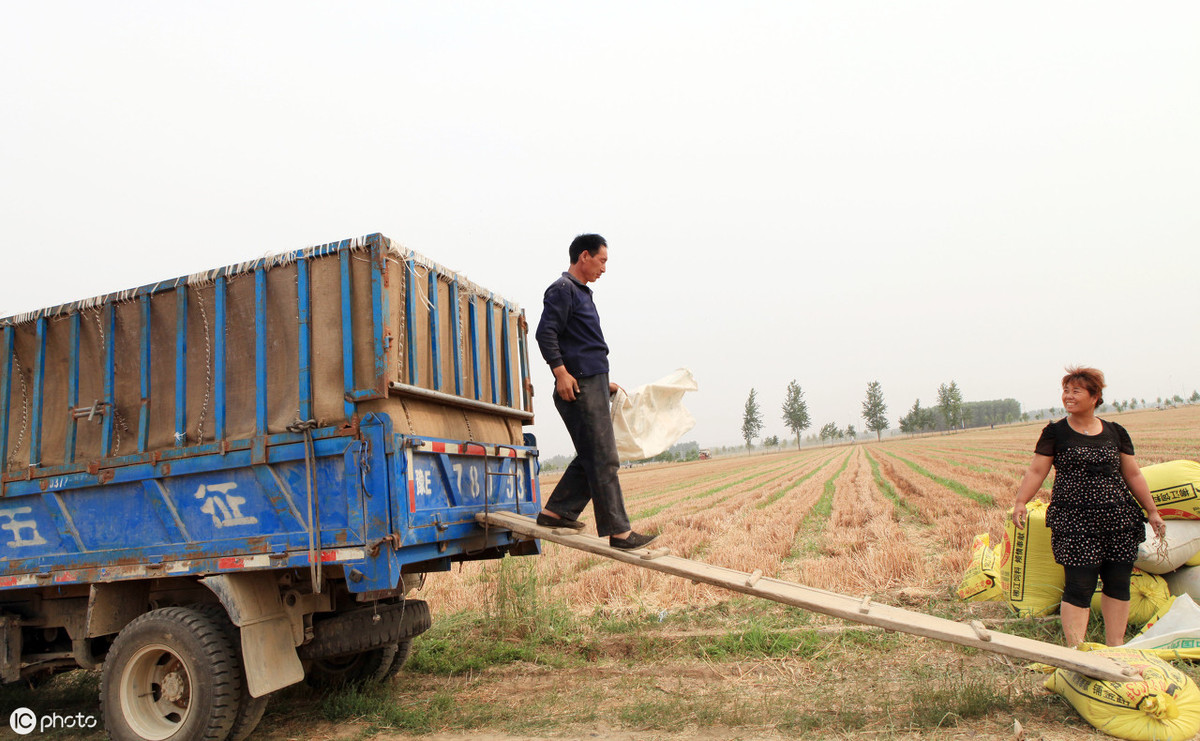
[253,406,1200,741]
[11,407,1199,741]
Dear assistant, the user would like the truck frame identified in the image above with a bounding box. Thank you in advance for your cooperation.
[0,234,539,741]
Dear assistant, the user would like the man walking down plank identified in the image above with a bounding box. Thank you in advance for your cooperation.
[534,233,659,550]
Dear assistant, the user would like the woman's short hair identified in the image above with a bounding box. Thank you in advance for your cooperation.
[1062,366,1105,407]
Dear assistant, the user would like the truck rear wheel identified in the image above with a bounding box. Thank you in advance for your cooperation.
[193,603,270,741]
[101,606,242,741]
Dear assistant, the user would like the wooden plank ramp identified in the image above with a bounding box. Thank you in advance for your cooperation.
[477,511,1134,682]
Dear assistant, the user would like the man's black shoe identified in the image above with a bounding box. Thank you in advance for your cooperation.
[609,532,659,550]
[536,513,586,530]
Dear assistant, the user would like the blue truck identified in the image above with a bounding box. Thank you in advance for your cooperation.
[0,234,540,741]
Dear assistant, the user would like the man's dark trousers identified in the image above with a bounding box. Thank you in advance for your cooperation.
[545,373,631,537]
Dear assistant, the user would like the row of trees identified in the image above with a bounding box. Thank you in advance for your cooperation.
[898,381,965,433]
[740,383,1200,451]
[742,382,812,451]
[741,380,886,450]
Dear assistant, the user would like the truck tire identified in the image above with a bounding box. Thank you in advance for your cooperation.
[305,600,429,687]
[101,606,242,741]
[305,643,398,688]
[297,602,407,660]
[193,604,270,741]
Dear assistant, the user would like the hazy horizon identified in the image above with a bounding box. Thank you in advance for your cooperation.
[3,2,1196,458]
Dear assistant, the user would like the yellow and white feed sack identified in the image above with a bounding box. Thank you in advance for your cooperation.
[1142,461,1200,521]
[1000,500,1064,616]
[1045,648,1200,741]
[1091,569,1170,627]
[957,533,1003,602]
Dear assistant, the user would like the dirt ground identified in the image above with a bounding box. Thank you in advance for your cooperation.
[247,630,1137,741]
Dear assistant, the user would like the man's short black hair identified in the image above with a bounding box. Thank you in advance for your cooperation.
[569,234,607,263]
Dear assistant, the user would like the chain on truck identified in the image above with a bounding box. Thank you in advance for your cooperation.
[0,233,540,741]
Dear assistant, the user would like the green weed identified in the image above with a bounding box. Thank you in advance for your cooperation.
[906,671,1016,729]
[409,556,590,674]
[695,624,823,659]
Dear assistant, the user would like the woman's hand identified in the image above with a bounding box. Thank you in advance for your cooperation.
[1012,501,1028,529]
[1149,511,1167,539]
[1012,455,1051,531]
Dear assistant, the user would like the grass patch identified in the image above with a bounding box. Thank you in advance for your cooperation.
[319,684,459,733]
[906,672,1015,729]
[883,451,994,505]
[409,556,591,674]
[693,624,823,659]
[590,598,814,634]
[692,625,901,661]
[617,695,732,729]
[313,680,568,734]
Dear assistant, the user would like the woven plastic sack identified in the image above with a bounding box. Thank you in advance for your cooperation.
[1164,565,1200,602]
[1045,647,1200,741]
[1143,460,1200,520]
[1135,520,1200,574]
[1123,594,1200,660]
[1000,500,1064,616]
[1091,569,1170,627]
[609,368,697,461]
[956,533,1003,601]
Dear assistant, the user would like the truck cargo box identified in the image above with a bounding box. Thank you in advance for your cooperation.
[0,234,541,735]
[0,233,539,595]
[0,232,532,473]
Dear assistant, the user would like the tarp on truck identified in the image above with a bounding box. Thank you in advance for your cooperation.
[0,234,531,473]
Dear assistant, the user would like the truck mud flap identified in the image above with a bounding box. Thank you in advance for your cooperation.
[299,599,431,660]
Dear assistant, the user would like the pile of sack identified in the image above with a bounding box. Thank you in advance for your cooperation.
[957,461,1200,741]
[959,460,1200,627]
[1041,646,1200,741]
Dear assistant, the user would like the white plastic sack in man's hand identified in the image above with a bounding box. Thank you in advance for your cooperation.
[610,369,697,461]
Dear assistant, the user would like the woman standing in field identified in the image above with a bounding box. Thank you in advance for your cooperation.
[1012,367,1166,648]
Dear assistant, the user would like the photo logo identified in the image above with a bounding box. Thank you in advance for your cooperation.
[9,707,36,735]
[6,708,97,734]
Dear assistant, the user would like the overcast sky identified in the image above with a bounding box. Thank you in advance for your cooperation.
[2,2,1197,458]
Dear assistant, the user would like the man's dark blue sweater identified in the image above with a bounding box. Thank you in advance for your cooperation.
[535,272,609,378]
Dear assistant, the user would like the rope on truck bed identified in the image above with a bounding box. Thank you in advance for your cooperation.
[3,234,522,326]
[288,417,322,594]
